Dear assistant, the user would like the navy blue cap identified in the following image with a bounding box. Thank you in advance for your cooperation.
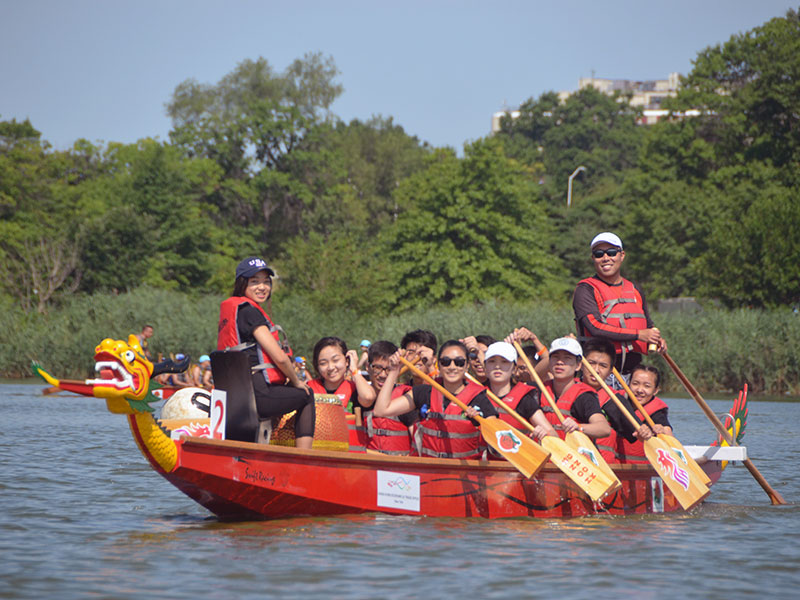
[236,256,275,279]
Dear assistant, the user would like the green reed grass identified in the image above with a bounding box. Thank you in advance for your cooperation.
[3,288,799,395]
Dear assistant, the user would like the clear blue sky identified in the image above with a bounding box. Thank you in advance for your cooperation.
[2,0,795,152]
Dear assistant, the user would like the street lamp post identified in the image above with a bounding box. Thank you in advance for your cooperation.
[567,166,587,207]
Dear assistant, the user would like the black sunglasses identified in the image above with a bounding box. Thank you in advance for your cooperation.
[592,248,622,258]
[439,357,467,367]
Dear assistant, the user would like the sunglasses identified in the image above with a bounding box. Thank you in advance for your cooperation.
[592,248,622,258]
[439,356,467,367]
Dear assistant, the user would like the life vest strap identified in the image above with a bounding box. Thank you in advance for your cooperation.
[371,429,409,437]
[417,425,477,439]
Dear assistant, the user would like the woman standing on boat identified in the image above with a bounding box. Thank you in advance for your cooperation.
[374,340,497,459]
[217,257,315,449]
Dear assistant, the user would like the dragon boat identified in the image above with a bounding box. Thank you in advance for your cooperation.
[32,335,749,520]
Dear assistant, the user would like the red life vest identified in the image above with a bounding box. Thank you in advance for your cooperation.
[577,276,649,357]
[217,296,286,385]
[614,396,670,464]
[490,382,537,427]
[543,380,615,463]
[308,378,357,412]
[417,380,486,460]
[540,380,595,432]
[366,384,414,455]
[594,387,627,464]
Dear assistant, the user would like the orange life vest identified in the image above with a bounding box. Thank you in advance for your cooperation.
[417,380,486,460]
[577,276,649,357]
[365,384,414,455]
[217,296,286,385]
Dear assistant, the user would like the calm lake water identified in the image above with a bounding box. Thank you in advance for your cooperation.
[1,383,798,599]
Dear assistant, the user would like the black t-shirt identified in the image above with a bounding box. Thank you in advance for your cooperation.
[236,303,269,368]
[480,388,541,422]
[561,389,604,424]
[601,392,672,442]
[410,384,498,421]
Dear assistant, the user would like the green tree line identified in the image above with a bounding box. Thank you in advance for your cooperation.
[2,12,799,390]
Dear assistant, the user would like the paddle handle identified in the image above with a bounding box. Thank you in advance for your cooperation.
[465,373,535,434]
[581,358,641,430]
[513,341,565,425]
[611,367,657,429]
[398,357,475,420]
[663,351,787,506]
[398,354,422,376]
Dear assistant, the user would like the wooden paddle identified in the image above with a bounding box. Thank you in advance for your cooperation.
[465,373,620,501]
[398,356,549,479]
[662,352,786,506]
[398,353,422,376]
[612,367,711,485]
[513,341,621,486]
[582,357,710,510]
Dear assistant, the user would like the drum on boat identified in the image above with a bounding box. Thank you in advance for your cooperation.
[270,394,350,451]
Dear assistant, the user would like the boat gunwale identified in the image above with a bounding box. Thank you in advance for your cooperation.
[177,435,664,475]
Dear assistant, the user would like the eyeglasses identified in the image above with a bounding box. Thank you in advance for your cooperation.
[592,248,622,258]
[439,357,467,367]
[468,351,479,360]
[370,364,391,375]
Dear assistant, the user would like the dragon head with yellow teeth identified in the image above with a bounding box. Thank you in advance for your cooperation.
[33,334,189,415]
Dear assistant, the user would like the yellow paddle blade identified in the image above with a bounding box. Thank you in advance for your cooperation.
[480,417,550,479]
[541,435,620,502]
[660,433,712,486]
[564,430,621,488]
[644,436,710,511]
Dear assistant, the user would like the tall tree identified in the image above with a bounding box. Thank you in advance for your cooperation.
[668,8,800,171]
[381,138,567,310]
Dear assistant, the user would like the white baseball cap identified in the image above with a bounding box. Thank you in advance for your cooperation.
[548,337,583,358]
[484,341,517,363]
[590,232,623,249]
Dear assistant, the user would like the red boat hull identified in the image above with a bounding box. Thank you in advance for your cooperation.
[156,436,723,520]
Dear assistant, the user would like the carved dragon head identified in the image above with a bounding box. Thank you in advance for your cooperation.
[32,334,189,415]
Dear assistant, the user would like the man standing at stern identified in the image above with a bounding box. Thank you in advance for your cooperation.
[573,232,665,378]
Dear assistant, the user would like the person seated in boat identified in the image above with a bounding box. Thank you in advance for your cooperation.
[460,334,496,384]
[478,341,556,442]
[580,338,652,463]
[573,232,666,380]
[217,256,314,449]
[605,363,671,464]
[356,339,371,377]
[155,353,190,387]
[504,326,550,380]
[364,340,419,455]
[308,337,376,416]
[187,354,213,390]
[400,329,438,385]
[374,340,498,460]
[294,356,309,382]
[541,337,611,443]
